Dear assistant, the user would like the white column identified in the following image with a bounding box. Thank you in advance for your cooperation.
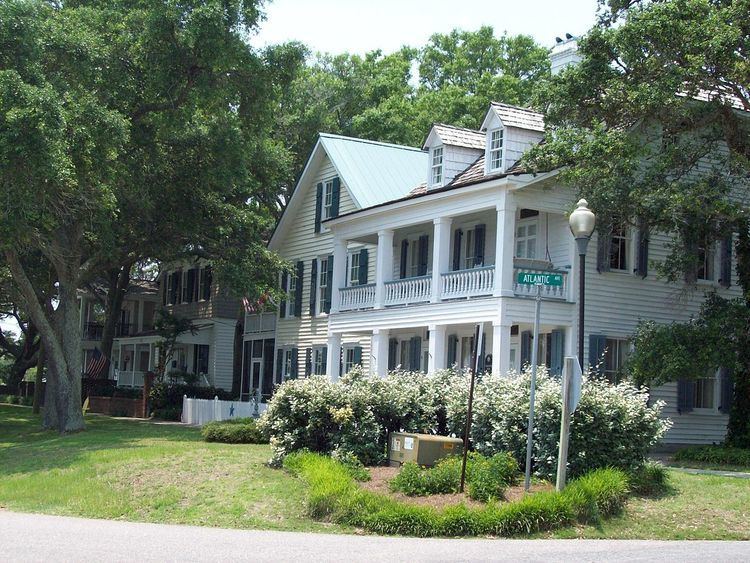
[431,217,452,303]
[374,229,394,309]
[371,328,390,377]
[330,237,348,314]
[428,324,447,374]
[494,195,517,297]
[327,332,342,381]
[492,322,512,376]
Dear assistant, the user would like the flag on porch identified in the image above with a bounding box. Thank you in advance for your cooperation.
[86,348,108,379]
[242,292,273,314]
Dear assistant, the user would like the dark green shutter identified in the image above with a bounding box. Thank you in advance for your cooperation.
[447,334,458,367]
[596,227,612,273]
[720,236,732,288]
[474,224,486,267]
[400,240,409,278]
[324,255,334,313]
[417,235,429,276]
[331,177,341,218]
[520,331,532,367]
[305,348,312,376]
[636,220,649,278]
[162,274,168,306]
[358,249,369,285]
[314,182,323,233]
[309,259,317,315]
[291,348,298,379]
[452,229,463,271]
[388,338,398,370]
[321,346,328,375]
[550,329,564,376]
[588,334,607,376]
[201,266,212,300]
[295,261,304,317]
[353,346,362,366]
[719,368,733,414]
[410,337,422,371]
[279,272,288,319]
[276,349,284,384]
[677,378,694,413]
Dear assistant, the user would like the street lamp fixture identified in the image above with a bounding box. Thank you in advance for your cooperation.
[568,199,596,366]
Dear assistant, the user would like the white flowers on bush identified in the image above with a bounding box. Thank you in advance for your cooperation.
[260,365,671,477]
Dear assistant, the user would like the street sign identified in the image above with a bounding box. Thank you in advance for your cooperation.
[516,271,564,286]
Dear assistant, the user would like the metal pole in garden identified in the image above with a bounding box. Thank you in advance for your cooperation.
[460,323,483,493]
[524,284,542,492]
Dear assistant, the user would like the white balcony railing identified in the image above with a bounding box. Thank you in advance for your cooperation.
[441,266,495,299]
[339,283,376,311]
[115,370,145,388]
[384,276,431,306]
[512,266,568,299]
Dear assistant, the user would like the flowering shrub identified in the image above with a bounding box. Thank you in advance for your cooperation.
[261,366,670,477]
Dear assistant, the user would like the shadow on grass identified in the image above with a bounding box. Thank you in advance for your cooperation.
[0,404,203,476]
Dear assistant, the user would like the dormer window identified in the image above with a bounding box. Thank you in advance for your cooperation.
[489,129,504,171]
[431,146,443,186]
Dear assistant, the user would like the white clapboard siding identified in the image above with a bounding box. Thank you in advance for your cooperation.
[273,154,373,377]
[650,382,729,444]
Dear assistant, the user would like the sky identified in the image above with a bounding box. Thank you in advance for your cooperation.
[250,0,602,55]
[1,0,601,339]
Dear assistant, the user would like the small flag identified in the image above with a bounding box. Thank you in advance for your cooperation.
[86,348,108,379]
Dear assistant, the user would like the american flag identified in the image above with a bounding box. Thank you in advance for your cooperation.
[86,348,109,379]
[242,292,272,314]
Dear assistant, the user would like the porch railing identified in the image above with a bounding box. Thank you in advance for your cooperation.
[116,370,145,388]
[441,266,495,299]
[339,283,376,311]
[384,276,431,306]
[512,266,568,299]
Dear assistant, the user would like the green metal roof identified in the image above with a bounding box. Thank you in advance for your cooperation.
[319,133,427,209]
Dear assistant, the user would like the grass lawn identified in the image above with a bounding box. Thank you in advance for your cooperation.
[0,404,345,533]
[2,404,748,539]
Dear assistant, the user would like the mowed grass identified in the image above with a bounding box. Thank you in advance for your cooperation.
[550,470,750,540]
[0,405,344,533]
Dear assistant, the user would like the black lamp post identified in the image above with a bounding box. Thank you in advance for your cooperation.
[568,199,596,367]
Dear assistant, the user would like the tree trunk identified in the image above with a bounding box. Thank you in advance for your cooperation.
[33,342,45,414]
[99,264,132,377]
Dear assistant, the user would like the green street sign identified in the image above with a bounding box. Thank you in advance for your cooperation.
[516,271,564,287]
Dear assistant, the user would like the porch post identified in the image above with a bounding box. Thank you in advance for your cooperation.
[371,328,390,377]
[327,332,342,381]
[374,229,394,309]
[431,217,452,303]
[494,193,517,297]
[492,322,512,376]
[428,324,447,374]
[330,237,348,314]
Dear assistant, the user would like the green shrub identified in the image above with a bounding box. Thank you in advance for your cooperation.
[1,394,32,406]
[201,418,268,444]
[390,452,518,501]
[149,382,232,418]
[284,452,629,537]
[331,450,370,482]
[674,445,750,467]
[628,461,670,496]
[265,367,669,479]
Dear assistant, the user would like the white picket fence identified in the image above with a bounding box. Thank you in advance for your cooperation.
[181,395,267,426]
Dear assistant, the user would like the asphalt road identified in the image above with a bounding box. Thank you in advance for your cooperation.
[2,510,748,562]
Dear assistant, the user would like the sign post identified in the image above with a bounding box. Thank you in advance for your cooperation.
[516,271,562,493]
[556,356,582,491]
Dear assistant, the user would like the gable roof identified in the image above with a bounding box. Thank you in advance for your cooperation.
[423,123,486,150]
[269,133,426,249]
[486,102,545,132]
[319,133,427,209]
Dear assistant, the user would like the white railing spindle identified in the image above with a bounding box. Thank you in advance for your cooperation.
[440,266,495,299]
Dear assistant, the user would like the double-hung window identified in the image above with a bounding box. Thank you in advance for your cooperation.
[283,349,295,380]
[313,347,326,375]
[286,273,297,317]
[318,257,329,313]
[489,129,504,171]
[431,146,443,186]
[322,180,334,220]
[609,226,629,271]
[348,252,360,286]
[697,243,716,281]
[515,220,538,260]
[603,338,628,382]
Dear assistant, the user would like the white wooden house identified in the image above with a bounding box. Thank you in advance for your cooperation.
[246,38,744,445]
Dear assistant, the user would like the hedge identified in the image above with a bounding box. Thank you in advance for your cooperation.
[149,382,233,420]
[283,452,630,537]
[673,445,750,467]
[201,418,269,444]
[262,367,670,478]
